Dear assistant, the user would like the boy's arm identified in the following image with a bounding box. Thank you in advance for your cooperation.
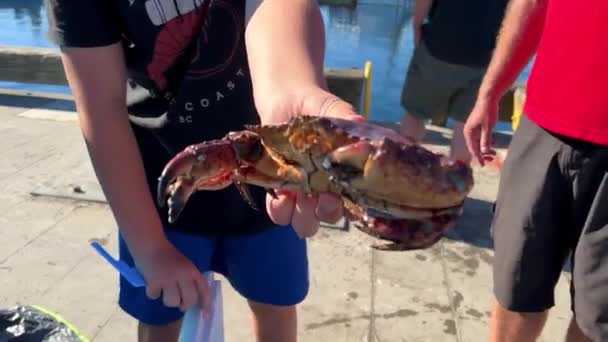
[59,45,168,256]
[477,0,549,103]
[46,0,170,256]
[60,42,211,314]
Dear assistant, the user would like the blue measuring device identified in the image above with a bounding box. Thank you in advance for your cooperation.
[89,240,146,287]
[89,239,223,341]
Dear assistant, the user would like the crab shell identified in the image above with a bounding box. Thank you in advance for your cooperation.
[157,115,474,250]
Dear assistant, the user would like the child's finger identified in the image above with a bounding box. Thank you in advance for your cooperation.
[316,193,343,224]
[265,190,296,226]
[194,275,212,320]
[291,192,320,238]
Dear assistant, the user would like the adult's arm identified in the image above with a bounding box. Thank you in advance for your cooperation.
[413,0,434,45]
[476,0,549,103]
[464,0,549,164]
[60,45,169,258]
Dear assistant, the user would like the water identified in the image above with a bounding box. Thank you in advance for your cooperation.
[0,0,531,127]
[0,0,69,94]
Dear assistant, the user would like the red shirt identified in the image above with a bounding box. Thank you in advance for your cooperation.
[523,0,608,146]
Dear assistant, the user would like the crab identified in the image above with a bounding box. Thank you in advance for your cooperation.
[156,115,474,250]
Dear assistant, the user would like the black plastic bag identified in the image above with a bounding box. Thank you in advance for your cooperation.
[0,305,87,342]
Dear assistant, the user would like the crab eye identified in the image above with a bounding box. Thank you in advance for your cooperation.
[196,154,206,162]
[321,156,333,171]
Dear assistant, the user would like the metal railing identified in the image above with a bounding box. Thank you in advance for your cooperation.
[0,45,374,119]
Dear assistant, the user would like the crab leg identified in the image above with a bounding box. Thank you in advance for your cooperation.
[227,130,312,194]
[352,217,456,251]
[241,153,309,191]
[342,197,459,251]
[323,138,474,210]
[157,132,318,223]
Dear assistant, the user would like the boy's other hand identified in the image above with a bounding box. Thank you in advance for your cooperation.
[134,239,212,318]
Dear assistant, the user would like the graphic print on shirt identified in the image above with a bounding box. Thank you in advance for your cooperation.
[185,0,241,80]
[168,0,249,126]
[145,0,211,91]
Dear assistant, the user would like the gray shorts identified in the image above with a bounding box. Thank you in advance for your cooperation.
[401,40,487,123]
[492,114,608,340]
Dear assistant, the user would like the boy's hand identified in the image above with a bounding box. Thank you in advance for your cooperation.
[133,240,212,317]
[257,87,366,239]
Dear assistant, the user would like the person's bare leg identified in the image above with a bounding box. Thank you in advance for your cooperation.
[138,319,182,342]
[400,111,427,142]
[488,300,548,342]
[565,317,592,342]
[450,121,472,164]
[248,300,297,342]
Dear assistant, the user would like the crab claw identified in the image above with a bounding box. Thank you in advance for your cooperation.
[342,198,460,251]
[323,138,473,210]
[157,140,238,223]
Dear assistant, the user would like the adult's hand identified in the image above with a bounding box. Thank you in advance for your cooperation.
[259,87,366,239]
[463,97,499,166]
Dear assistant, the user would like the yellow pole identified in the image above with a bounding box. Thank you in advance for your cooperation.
[512,86,526,131]
[362,60,373,119]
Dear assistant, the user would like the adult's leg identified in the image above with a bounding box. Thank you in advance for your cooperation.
[488,300,548,342]
[449,120,471,163]
[400,112,428,142]
[117,231,217,342]
[400,41,450,142]
[565,318,592,342]
[445,67,488,164]
[570,146,608,342]
[489,114,574,342]
[224,225,309,342]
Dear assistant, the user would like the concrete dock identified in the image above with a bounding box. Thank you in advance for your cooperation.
[0,93,573,342]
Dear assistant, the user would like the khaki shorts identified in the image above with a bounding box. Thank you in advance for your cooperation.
[401,41,487,123]
[492,114,608,340]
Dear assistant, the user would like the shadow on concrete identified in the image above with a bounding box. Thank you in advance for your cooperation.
[0,94,76,111]
[445,197,573,274]
[445,197,495,250]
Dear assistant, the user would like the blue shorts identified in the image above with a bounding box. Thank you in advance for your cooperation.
[117,225,309,326]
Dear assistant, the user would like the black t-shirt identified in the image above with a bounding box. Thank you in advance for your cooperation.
[44,0,276,237]
[422,0,508,68]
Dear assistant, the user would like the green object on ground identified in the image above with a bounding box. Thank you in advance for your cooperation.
[0,305,89,342]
